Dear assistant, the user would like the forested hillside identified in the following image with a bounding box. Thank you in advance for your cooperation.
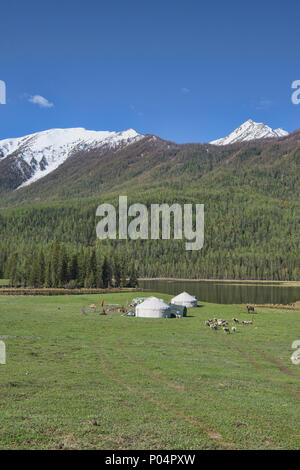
[0,131,299,284]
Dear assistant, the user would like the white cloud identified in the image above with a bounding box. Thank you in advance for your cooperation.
[256,98,272,110]
[28,95,54,108]
[130,104,143,117]
[181,87,190,94]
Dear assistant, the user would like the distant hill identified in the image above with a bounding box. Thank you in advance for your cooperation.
[0,124,299,281]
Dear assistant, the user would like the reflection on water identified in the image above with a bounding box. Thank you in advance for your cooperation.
[139,280,300,305]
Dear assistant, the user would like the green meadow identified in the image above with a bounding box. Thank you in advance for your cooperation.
[0,293,299,450]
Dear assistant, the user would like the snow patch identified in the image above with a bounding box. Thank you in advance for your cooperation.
[210,119,289,146]
[0,127,144,188]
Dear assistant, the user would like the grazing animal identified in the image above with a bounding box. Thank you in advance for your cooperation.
[210,324,218,330]
[223,327,230,333]
[232,318,239,323]
[247,305,255,313]
[205,321,211,326]
[232,327,236,332]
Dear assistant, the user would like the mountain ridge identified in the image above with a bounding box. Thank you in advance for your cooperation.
[0,119,292,191]
[1,127,299,208]
[0,127,144,190]
[0,126,299,281]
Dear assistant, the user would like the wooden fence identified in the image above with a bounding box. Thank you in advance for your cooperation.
[0,287,139,296]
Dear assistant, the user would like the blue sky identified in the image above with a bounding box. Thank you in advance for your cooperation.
[0,0,299,143]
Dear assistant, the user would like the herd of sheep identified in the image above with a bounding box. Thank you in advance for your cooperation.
[205,306,255,333]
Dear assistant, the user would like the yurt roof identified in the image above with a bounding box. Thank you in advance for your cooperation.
[138,296,170,309]
[172,291,197,301]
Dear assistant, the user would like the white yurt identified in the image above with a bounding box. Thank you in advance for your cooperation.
[170,291,197,308]
[135,296,171,318]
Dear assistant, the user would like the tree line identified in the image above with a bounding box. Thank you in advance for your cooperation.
[0,164,299,282]
[3,241,138,288]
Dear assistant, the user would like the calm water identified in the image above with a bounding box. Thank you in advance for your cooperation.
[139,279,300,305]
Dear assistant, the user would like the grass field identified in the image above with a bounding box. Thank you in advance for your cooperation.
[0,292,299,450]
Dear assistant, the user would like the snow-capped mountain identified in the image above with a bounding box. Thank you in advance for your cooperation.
[0,121,291,192]
[210,119,289,146]
[0,127,144,188]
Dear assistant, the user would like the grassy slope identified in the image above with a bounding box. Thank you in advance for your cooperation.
[0,293,299,450]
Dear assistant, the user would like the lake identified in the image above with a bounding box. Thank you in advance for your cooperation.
[139,279,300,305]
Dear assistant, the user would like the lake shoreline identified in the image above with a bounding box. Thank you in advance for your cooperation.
[138,278,300,287]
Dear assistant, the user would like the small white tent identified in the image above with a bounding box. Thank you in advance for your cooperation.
[135,296,171,318]
[170,291,197,308]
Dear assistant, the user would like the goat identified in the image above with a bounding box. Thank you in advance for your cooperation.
[232,318,239,323]
[223,327,230,333]
[232,327,236,332]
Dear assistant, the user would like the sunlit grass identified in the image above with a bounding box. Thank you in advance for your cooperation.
[0,293,299,449]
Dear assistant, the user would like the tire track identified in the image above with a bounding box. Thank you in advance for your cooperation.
[96,341,235,449]
[255,348,300,379]
[113,338,295,437]
[115,339,213,400]
[213,335,300,398]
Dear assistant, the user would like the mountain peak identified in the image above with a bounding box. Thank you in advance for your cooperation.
[0,127,144,189]
[210,120,289,146]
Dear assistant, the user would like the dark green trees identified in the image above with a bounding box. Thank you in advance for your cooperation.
[2,241,138,288]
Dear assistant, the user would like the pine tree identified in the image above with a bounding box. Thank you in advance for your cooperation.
[58,246,69,287]
[37,249,45,286]
[128,263,138,287]
[50,241,61,287]
[29,254,41,287]
[102,256,111,288]
[69,253,78,281]
[44,257,52,287]
[113,255,122,287]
